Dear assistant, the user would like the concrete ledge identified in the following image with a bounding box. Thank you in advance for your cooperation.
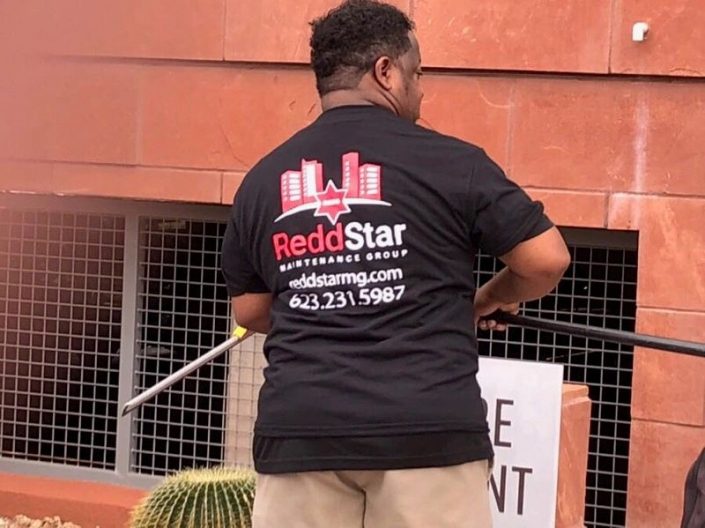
[556,383,592,528]
[0,472,147,528]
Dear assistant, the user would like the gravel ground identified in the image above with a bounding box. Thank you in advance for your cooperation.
[0,516,83,528]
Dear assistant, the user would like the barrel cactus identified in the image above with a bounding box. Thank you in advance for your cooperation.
[130,466,256,528]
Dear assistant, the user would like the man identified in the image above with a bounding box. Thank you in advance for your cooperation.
[221,1,571,526]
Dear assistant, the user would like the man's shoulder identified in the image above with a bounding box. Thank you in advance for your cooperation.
[253,127,315,172]
[409,121,483,152]
[406,121,491,165]
[236,126,315,191]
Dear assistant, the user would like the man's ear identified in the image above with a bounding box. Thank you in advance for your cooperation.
[372,56,395,91]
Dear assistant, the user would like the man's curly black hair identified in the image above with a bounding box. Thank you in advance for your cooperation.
[309,0,415,96]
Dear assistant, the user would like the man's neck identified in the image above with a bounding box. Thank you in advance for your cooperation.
[320,90,397,115]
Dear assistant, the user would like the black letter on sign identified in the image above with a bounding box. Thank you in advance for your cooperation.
[494,399,514,448]
[489,465,507,513]
[512,466,533,515]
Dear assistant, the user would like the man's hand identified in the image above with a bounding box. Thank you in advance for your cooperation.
[473,227,570,332]
[474,285,520,332]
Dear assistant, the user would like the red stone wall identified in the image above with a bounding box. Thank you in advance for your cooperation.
[0,2,704,526]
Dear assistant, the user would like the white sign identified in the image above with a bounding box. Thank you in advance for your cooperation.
[477,357,564,528]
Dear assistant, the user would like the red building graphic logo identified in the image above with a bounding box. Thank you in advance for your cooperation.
[280,160,323,213]
[277,152,389,225]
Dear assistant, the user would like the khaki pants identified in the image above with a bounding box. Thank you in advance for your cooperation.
[252,460,493,528]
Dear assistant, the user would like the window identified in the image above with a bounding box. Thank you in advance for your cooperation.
[0,198,636,527]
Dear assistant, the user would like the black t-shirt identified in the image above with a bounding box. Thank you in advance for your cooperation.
[222,105,553,473]
[252,431,493,474]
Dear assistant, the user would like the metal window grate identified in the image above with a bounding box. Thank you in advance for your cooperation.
[0,199,637,524]
[0,209,124,469]
[224,332,267,468]
[476,231,637,528]
[128,216,637,528]
[132,217,240,476]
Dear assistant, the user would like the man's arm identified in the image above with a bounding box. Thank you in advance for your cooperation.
[221,191,273,334]
[231,293,273,334]
[474,226,571,330]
